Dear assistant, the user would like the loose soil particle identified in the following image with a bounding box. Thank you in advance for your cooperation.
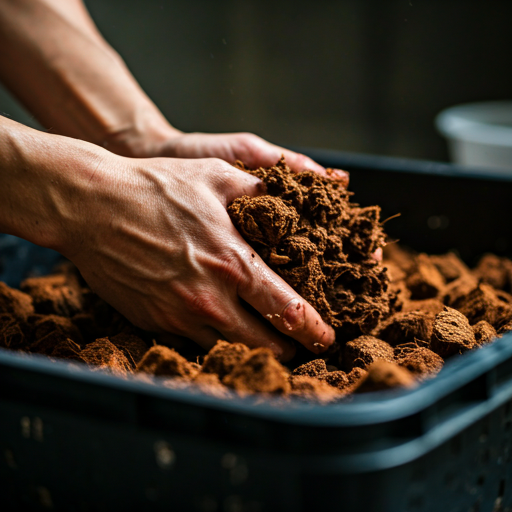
[472,321,498,347]
[353,361,417,393]
[343,336,395,370]
[223,348,291,395]
[376,311,434,347]
[431,307,476,357]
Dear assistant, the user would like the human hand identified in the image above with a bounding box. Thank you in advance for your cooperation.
[60,153,335,361]
[110,128,349,185]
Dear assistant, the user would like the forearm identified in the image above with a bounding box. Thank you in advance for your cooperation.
[0,114,109,249]
[0,0,179,156]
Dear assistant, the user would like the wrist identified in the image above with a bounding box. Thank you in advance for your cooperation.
[0,117,119,254]
[101,111,182,158]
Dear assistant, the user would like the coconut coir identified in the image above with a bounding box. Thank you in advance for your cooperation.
[228,157,390,340]
[1,159,512,403]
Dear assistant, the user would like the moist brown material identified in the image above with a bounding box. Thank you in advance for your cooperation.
[31,314,83,345]
[292,359,328,377]
[201,340,250,378]
[343,335,395,370]
[353,361,416,393]
[223,348,291,395]
[472,321,497,347]
[402,299,445,316]
[430,252,470,283]
[395,345,444,378]
[21,274,83,317]
[0,282,34,319]
[0,314,26,349]
[110,333,148,367]
[136,345,198,379]
[452,283,512,329]
[473,254,512,292]
[228,157,390,339]
[80,338,133,376]
[376,311,434,347]
[406,254,445,300]
[50,338,84,362]
[289,376,341,402]
[431,307,476,357]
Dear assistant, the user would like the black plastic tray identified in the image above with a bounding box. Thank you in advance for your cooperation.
[2,150,512,512]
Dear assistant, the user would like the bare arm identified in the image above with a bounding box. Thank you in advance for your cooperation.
[0,0,344,178]
[0,0,176,156]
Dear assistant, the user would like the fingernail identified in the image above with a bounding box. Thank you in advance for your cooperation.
[326,168,350,185]
[282,299,305,331]
[312,326,335,353]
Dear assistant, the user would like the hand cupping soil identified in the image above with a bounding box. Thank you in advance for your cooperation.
[1,158,511,404]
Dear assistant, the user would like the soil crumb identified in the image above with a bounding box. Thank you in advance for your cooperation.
[353,361,416,393]
[223,348,291,395]
[472,321,497,347]
[431,307,476,357]
[80,338,132,376]
[395,343,444,378]
[343,336,395,370]
[201,340,250,379]
[136,345,198,379]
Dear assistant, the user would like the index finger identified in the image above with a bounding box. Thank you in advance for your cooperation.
[237,247,336,354]
[277,147,350,186]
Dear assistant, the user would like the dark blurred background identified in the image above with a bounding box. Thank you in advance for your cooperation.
[1,0,511,161]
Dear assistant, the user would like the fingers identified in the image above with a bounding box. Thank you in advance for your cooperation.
[186,326,225,352]
[279,148,350,185]
[206,159,267,205]
[232,133,350,185]
[237,252,335,354]
[210,299,296,362]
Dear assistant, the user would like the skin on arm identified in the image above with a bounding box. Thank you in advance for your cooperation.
[0,0,348,181]
[0,116,335,360]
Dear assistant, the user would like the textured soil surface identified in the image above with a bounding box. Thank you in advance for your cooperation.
[1,159,512,404]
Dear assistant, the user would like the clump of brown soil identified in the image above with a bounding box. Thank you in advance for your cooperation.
[0,314,26,349]
[406,254,445,300]
[289,376,341,403]
[472,321,497,347]
[110,333,148,367]
[292,359,328,378]
[452,283,512,329]
[81,338,132,376]
[343,335,394,370]
[201,340,250,378]
[0,282,34,319]
[136,345,198,379]
[376,311,434,347]
[20,274,84,317]
[473,254,512,292]
[228,157,390,340]
[394,343,444,378]
[431,307,476,357]
[353,361,417,393]
[430,252,470,283]
[223,348,291,395]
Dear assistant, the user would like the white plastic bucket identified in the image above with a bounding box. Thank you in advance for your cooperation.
[435,101,512,173]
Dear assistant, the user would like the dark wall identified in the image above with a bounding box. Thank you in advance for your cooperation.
[1,0,511,161]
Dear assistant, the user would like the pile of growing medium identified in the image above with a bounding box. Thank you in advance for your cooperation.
[1,158,512,404]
